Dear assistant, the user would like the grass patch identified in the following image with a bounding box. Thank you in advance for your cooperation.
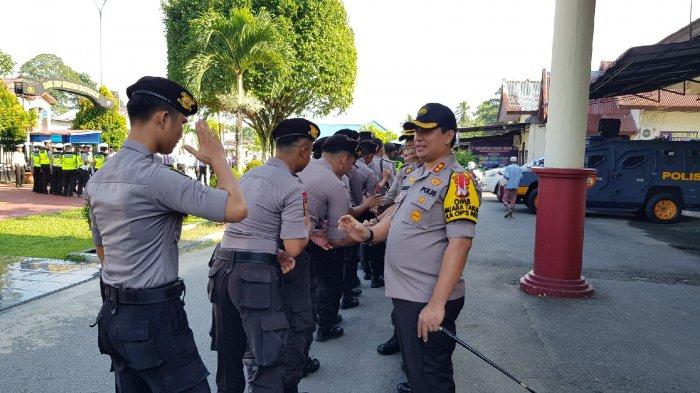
[181,221,224,241]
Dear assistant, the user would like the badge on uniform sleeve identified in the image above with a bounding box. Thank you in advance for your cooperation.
[410,210,422,222]
[443,171,480,223]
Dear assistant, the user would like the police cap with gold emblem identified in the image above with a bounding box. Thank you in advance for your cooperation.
[403,103,457,131]
[272,118,320,142]
[126,76,198,116]
[322,134,362,158]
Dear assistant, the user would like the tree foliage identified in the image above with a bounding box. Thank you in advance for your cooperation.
[455,100,472,128]
[471,99,499,127]
[72,86,128,149]
[163,0,357,156]
[0,50,15,77]
[19,54,97,114]
[0,85,36,147]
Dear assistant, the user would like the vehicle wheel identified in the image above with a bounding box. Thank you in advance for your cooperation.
[645,193,682,224]
[525,188,538,214]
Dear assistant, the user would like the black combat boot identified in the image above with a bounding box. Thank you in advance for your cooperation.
[397,382,412,392]
[315,325,344,342]
[370,277,385,288]
[376,332,400,355]
[340,296,359,309]
[302,357,320,378]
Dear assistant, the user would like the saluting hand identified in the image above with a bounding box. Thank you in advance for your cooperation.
[417,302,445,342]
[184,120,226,166]
[277,250,296,274]
[338,215,369,242]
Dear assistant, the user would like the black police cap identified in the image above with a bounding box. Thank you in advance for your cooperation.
[358,131,374,141]
[335,128,359,140]
[126,76,198,116]
[312,136,328,156]
[404,103,457,131]
[358,140,378,155]
[273,118,320,142]
[322,135,361,158]
[372,137,384,149]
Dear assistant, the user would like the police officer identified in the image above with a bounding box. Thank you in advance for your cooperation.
[370,137,396,195]
[311,137,327,160]
[49,143,64,195]
[355,138,380,281]
[298,135,376,342]
[39,142,51,194]
[77,144,92,195]
[339,103,480,393]
[31,143,42,193]
[94,143,109,172]
[86,76,247,392]
[61,144,81,197]
[209,118,317,393]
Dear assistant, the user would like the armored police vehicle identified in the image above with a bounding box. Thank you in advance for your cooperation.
[509,138,700,223]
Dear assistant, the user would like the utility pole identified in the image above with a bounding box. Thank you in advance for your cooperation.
[92,0,108,86]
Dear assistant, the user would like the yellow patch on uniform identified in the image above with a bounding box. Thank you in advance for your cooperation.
[418,196,426,204]
[431,177,442,186]
[443,171,480,223]
[410,210,422,222]
[177,92,196,111]
[407,176,416,184]
[309,124,319,139]
[433,162,445,174]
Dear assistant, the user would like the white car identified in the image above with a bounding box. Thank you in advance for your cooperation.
[481,167,505,194]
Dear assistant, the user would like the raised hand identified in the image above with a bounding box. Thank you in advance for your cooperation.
[184,119,226,166]
[338,214,370,243]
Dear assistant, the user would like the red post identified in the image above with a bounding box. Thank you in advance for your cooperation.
[519,167,595,298]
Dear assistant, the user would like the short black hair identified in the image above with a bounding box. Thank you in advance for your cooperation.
[126,94,179,123]
[441,129,457,147]
[276,134,311,149]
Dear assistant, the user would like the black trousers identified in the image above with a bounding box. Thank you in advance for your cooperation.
[63,169,77,196]
[369,242,386,281]
[32,167,41,192]
[77,168,89,194]
[96,297,210,392]
[341,245,359,296]
[280,252,313,389]
[392,297,464,393]
[308,244,343,331]
[51,167,63,194]
[197,166,208,185]
[209,250,288,393]
[40,165,51,193]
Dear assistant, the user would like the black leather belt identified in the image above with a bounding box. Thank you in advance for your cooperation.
[216,245,278,268]
[103,279,185,305]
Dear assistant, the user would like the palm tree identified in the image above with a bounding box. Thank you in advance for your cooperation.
[455,100,472,128]
[187,7,287,166]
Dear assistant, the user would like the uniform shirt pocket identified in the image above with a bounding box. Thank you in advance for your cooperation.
[401,195,436,230]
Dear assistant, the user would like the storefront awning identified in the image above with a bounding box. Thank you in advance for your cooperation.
[589,38,700,99]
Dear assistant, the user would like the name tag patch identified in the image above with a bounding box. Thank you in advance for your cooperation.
[420,187,437,197]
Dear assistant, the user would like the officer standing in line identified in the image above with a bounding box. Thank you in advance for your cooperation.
[339,103,480,393]
[86,76,248,392]
[61,144,81,197]
[93,143,109,172]
[31,143,42,193]
[50,143,64,195]
[78,145,92,195]
[298,135,377,343]
[370,137,397,195]
[39,142,51,194]
[208,118,317,393]
[11,144,27,188]
[355,137,379,281]
[311,137,327,159]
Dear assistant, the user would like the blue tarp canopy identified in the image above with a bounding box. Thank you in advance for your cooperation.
[29,130,102,145]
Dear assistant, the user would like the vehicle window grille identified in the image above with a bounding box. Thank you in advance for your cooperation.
[586,154,605,167]
[621,155,646,168]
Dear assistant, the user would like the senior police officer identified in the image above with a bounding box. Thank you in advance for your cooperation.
[208,118,318,393]
[86,76,247,392]
[339,103,480,393]
[299,135,377,342]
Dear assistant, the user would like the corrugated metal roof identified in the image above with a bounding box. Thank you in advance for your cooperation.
[502,80,541,113]
[615,90,700,110]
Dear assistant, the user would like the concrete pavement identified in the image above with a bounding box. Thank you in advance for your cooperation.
[0,194,698,392]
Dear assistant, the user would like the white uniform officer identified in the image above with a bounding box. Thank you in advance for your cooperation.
[86,76,247,392]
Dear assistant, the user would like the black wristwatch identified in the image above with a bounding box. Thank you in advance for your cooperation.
[364,228,374,243]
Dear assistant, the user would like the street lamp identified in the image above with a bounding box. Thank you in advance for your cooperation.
[92,0,108,86]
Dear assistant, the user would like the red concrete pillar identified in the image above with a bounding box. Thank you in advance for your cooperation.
[520,168,595,297]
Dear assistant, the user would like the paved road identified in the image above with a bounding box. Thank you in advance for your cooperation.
[1,194,698,392]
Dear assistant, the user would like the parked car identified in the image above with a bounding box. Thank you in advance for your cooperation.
[482,167,505,195]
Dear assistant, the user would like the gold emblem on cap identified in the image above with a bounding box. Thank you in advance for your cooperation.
[177,92,196,111]
[418,196,426,204]
[309,125,319,139]
[418,106,428,115]
[410,210,422,222]
[431,178,442,186]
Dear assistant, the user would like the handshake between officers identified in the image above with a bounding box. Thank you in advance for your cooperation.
[86,75,479,393]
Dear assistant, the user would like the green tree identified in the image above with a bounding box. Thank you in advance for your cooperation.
[455,100,472,128]
[19,54,97,114]
[472,99,499,127]
[186,7,287,166]
[362,123,398,144]
[0,50,15,77]
[0,85,36,147]
[163,0,357,157]
[72,86,128,149]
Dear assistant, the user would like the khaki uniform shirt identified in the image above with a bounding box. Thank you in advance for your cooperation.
[385,154,480,303]
[86,140,228,289]
[222,157,308,254]
[298,158,352,240]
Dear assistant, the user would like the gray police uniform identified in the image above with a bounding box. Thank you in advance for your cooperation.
[385,154,479,393]
[87,139,227,392]
[369,155,396,195]
[384,162,419,206]
[366,155,395,285]
[298,158,352,333]
[209,157,309,393]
